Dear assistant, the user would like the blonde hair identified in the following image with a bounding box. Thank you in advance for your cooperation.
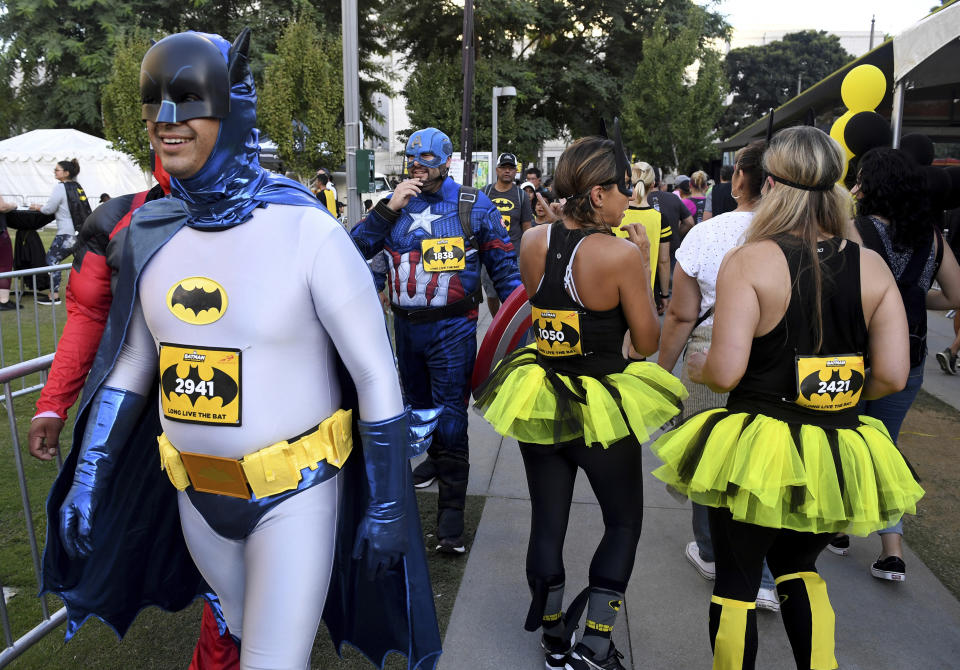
[630,161,655,203]
[553,136,618,231]
[746,126,853,350]
[690,170,708,193]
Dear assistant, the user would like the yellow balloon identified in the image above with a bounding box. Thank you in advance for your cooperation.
[830,109,854,151]
[840,64,886,112]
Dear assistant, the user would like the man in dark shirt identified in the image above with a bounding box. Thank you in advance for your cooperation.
[703,164,736,221]
[647,167,694,271]
[481,152,532,315]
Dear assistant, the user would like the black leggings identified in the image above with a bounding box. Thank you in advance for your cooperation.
[519,436,643,593]
[709,507,837,670]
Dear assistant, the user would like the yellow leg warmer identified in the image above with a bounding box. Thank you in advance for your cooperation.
[775,571,837,670]
[710,595,757,670]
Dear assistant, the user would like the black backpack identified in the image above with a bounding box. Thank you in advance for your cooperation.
[64,182,93,232]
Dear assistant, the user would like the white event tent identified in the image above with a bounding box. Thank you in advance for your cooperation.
[0,129,149,209]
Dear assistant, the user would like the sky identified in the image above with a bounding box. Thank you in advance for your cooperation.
[705,0,936,37]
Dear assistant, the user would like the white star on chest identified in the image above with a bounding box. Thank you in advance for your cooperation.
[406,208,441,235]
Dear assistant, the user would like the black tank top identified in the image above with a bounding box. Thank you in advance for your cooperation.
[727,236,868,429]
[530,221,629,376]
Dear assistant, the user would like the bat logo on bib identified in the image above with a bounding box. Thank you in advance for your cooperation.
[158,344,242,425]
[795,354,865,411]
[167,277,228,325]
[532,307,582,357]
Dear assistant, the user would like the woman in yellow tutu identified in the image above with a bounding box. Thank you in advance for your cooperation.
[651,126,924,670]
[475,127,687,670]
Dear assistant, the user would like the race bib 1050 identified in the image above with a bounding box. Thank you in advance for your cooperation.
[795,354,865,411]
[532,307,583,357]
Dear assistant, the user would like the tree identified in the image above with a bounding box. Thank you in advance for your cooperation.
[102,31,154,170]
[259,20,344,177]
[719,30,854,140]
[622,11,727,170]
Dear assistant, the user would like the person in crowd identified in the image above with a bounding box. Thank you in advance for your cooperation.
[521,180,537,208]
[935,185,960,375]
[533,189,558,226]
[364,198,374,214]
[29,158,91,304]
[652,126,924,670]
[702,164,736,221]
[525,166,544,193]
[481,152,533,316]
[677,171,708,226]
[0,195,17,310]
[42,30,441,670]
[351,127,521,554]
[620,161,671,315]
[98,193,111,204]
[829,147,960,579]
[314,172,338,215]
[656,141,780,612]
[648,169,694,270]
[475,133,687,670]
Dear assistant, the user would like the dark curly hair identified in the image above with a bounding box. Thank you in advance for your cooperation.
[856,147,930,252]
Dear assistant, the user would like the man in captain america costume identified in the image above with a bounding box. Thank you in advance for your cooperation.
[351,128,520,553]
[41,29,442,670]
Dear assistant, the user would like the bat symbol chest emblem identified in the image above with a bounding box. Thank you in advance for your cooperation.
[167,277,228,325]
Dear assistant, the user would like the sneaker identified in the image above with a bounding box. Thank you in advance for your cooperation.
[0,301,20,311]
[36,294,61,305]
[684,541,716,580]
[936,348,957,375]
[542,628,576,670]
[412,458,437,489]
[436,536,466,555]
[827,533,850,556]
[871,555,906,582]
[756,586,780,612]
[564,641,626,670]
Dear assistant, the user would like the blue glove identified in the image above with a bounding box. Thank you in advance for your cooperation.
[60,386,145,559]
[352,407,441,579]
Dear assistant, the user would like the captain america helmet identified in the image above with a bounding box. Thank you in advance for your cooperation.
[405,128,454,170]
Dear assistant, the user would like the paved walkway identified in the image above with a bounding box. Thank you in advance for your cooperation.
[426,309,960,669]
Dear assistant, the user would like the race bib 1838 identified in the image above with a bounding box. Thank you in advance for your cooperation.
[795,354,865,411]
[532,307,583,357]
[421,237,466,272]
[159,343,241,426]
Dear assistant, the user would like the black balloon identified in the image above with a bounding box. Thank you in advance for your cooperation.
[844,112,891,156]
[900,133,935,166]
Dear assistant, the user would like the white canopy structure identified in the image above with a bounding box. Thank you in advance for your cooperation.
[0,129,150,209]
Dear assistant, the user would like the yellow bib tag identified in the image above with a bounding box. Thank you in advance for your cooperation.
[421,237,466,272]
[159,343,242,425]
[532,307,583,357]
[795,354,865,411]
[501,214,511,231]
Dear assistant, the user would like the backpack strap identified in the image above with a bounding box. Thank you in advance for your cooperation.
[458,185,478,249]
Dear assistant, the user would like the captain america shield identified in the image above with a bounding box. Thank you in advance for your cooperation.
[471,284,533,392]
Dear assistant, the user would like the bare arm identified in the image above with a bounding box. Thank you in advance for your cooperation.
[657,241,671,296]
[657,265,702,372]
[861,249,910,399]
[678,214,695,235]
[618,224,660,356]
[926,240,960,310]
[0,196,15,213]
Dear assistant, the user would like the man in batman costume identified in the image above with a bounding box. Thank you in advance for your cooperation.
[41,30,442,670]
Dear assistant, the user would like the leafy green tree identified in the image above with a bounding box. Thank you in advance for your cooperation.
[259,20,344,177]
[102,31,154,170]
[719,30,853,139]
[622,11,727,170]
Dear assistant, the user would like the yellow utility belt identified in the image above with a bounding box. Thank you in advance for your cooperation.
[158,408,353,500]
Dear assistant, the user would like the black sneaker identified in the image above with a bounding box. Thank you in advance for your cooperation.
[0,301,20,311]
[36,294,61,305]
[542,629,576,670]
[436,536,466,555]
[827,533,850,556]
[564,641,626,670]
[871,555,906,582]
[936,348,957,375]
[412,458,437,489]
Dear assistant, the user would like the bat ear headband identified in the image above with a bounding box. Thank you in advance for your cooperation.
[567,117,633,201]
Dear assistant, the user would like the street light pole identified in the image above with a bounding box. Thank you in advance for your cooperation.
[491,85,516,166]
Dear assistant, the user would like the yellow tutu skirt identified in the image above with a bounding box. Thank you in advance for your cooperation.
[651,409,924,536]
[474,344,687,447]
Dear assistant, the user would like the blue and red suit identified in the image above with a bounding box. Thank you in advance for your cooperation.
[351,175,520,540]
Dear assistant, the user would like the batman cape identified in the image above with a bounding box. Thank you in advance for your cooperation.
[40,192,442,670]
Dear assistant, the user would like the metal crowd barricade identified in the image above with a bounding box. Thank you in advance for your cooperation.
[0,265,71,403]
[0,353,66,668]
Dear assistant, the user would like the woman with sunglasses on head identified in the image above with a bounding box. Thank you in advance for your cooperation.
[29,158,91,304]
[652,127,923,670]
[475,130,687,670]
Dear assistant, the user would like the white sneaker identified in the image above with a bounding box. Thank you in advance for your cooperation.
[756,586,780,612]
[684,541,716,580]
